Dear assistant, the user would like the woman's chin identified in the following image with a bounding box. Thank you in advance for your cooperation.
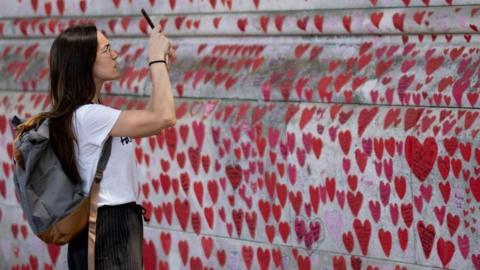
[111,72,121,80]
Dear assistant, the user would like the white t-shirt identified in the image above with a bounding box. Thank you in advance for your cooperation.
[73,104,139,206]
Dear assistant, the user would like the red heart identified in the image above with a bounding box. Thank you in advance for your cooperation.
[163,202,173,225]
[373,138,384,159]
[338,130,352,155]
[79,0,87,13]
[11,224,18,239]
[358,107,379,137]
[347,175,358,191]
[112,0,121,8]
[56,0,65,16]
[265,224,275,243]
[437,238,455,267]
[354,149,368,173]
[289,191,303,216]
[207,180,219,204]
[178,240,189,265]
[457,234,469,259]
[392,12,406,32]
[189,257,202,269]
[143,240,157,270]
[173,16,185,30]
[268,249,280,268]
[404,136,437,181]
[347,191,363,217]
[398,227,409,251]
[439,182,451,203]
[314,15,323,32]
[437,155,450,179]
[191,212,202,234]
[187,147,200,174]
[333,256,347,270]
[241,245,254,269]
[245,211,257,238]
[160,232,171,255]
[212,17,221,29]
[379,181,390,206]
[164,127,177,159]
[334,72,352,92]
[426,56,445,75]
[378,229,392,256]
[258,199,271,222]
[370,12,383,28]
[204,206,214,229]
[294,44,310,59]
[446,213,460,236]
[474,254,480,270]
[451,158,462,178]
[470,177,480,202]
[193,181,203,206]
[0,173,8,194]
[394,176,407,199]
[28,255,38,270]
[325,177,336,202]
[179,173,190,195]
[460,142,472,161]
[216,249,226,266]
[274,15,285,32]
[296,17,309,31]
[376,59,394,78]
[384,109,401,131]
[279,222,290,243]
[233,209,244,237]
[353,219,371,256]
[276,183,287,207]
[417,221,436,259]
[453,78,470,106]
[226,165,242,189]
[350,256,362,270]
[259,16,269,33]
[257,247,270,270]
[400,203,413,227]
[169,0,176,10]
[142,183,150,199]
[44,1,52,16]
[237,18,248,32]
[342,231,354,253]
[342,15,352,33]
[174,198,190,231]
[297,255,311,270]
[47,244,60,265]
[31,0,39,11]
[368,200,381,223]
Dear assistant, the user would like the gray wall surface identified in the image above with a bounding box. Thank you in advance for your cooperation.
[0,0,480,269]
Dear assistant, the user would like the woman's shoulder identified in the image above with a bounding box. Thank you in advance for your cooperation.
[75,104,118,118]
[76,103,111,113]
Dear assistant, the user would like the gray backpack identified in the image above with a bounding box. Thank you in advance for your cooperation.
[13,116,112,246]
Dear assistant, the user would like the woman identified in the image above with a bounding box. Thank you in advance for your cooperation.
[47,24,175,269]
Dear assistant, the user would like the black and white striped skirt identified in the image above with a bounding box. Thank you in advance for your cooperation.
[67,202,145,270]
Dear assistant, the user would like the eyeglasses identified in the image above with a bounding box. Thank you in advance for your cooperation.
[100,44,113,57]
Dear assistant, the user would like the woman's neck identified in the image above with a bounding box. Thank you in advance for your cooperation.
[93,79,103,104]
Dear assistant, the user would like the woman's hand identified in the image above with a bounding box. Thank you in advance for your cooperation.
[148,24,171,63]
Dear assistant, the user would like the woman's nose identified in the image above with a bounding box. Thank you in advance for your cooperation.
[111,50,119,60]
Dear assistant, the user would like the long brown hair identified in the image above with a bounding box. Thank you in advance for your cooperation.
[19,24,100,184]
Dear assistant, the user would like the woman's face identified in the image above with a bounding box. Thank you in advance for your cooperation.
[93,31,120,83]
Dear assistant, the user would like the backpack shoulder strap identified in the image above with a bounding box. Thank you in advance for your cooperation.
[87,136,113,270]
[92,137,113,183]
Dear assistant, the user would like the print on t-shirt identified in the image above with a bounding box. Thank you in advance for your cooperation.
[120,136,133,145]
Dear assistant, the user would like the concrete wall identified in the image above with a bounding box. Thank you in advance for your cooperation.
[1,0,480,269]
